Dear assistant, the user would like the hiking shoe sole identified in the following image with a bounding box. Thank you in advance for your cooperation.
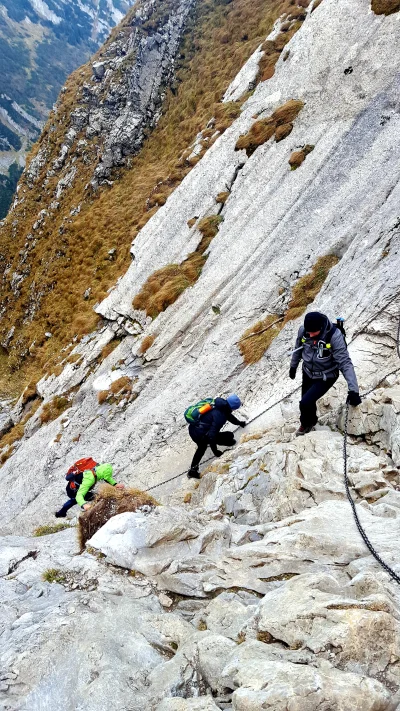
[295,426,315,437]
[187,470,200,479]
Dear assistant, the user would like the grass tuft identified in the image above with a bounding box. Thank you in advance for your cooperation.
[139,335,156,354]
[289,144,314,169]
[110,376,131,395]
[238,315,284,364]
[98,390,110,405]
[42,568,66,584]
[236,99,304,156]
[132,215,223,318]
[34,523,71,537]
[40,396,71,424]
[216,191,230,205]
[237,255,340,363]
[284,254,339,321]
[371,0,400,13]
[78,485,158,550]
[100,339,122,361]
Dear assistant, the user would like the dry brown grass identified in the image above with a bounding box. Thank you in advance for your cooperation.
[78,485,158,550]
[216,191,230,204]
[34,523,71,536]
[21,381,38,407]
[284,255,339,322]
[241,431,264,443]
[257,13,305,83]
[311,0,323,10]
[0,398,41,453]
[132,215,223,318]
[100,339,121,361]
[237,255,340,363]
[371,0,400,13]
[139,335,156,354]
[0,0,294,394]
[110,376,131,394]
[98,390,110,405]
[238,314,284,364]
[289,144,314,169]
[40,395,71,424]
[236,99,304,156]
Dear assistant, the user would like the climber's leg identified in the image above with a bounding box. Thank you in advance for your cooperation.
[299,372,338,429]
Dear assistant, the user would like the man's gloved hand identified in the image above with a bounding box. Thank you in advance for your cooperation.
[289,367,297,380]
[347,391,362,407]
[214,450,223,457]
[238,421,246,428]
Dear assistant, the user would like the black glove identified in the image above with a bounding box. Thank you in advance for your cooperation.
[214,450,223,457]
[347,391,362,407]
[238,421,246,428]
[289,367,297,380]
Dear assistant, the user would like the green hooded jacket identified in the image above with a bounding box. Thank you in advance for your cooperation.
[76,463,116,507]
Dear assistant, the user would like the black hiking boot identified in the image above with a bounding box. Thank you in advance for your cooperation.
[187,467,200,479]
[295,425,315,437]
[55,510,67,518]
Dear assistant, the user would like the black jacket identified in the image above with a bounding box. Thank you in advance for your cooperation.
[189,397,241,442]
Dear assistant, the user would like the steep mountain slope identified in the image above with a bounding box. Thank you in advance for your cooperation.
[0,0,134,218]
[0,0,301,390]
[0,0,400,707]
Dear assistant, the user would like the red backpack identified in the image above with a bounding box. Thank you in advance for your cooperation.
[65,457,98,491]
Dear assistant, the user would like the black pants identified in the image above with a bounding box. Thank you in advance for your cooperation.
[58,488,95,515]
[300,372,338,428]
[189,428,236,469]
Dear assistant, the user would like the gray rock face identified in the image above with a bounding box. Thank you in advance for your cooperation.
[22,0,195,194]
[1,0,400,708]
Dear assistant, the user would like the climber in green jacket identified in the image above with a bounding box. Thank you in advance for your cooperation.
[76,463,124,511]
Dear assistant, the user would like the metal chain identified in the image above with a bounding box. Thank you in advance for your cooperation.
[145,385,301,491]
[146,305,400,499]
[342,400,400,584]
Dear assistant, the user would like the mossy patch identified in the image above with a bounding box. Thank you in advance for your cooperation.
[236,99,304,156]
[42,568,66,584]
[34,523,71,537]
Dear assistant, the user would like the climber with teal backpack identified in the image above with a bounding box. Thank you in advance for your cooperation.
[289,312,361,436]
[185,395,246,478]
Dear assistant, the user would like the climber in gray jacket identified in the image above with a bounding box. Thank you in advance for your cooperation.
[289,312,361,436]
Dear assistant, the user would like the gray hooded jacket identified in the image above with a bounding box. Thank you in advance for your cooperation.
[290,317,359,392]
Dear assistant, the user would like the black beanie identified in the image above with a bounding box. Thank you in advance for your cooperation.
[304,311,326,333]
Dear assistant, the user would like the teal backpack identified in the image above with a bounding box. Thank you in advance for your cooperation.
[184,398,215,424]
